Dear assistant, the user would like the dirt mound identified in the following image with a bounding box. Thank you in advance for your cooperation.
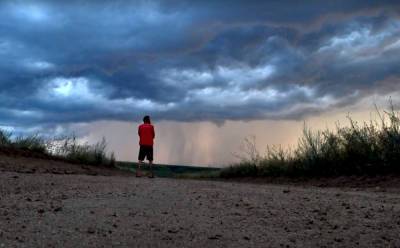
[0,147,53,160]
[0,153,129,177]
[2,147,399,189]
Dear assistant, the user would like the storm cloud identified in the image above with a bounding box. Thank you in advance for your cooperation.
[1,0,400,133]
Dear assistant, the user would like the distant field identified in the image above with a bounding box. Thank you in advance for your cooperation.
[116,161,221,178]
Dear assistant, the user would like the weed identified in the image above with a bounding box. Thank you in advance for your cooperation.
[222,104,400,178]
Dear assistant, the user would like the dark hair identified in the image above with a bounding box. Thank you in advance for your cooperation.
[143,115,151,123]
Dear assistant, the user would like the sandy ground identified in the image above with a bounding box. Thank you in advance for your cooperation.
[1,156,400,247]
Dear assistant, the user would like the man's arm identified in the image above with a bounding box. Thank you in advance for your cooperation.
[152,126,155,139]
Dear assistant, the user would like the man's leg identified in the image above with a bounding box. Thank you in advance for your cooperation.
[148,146,154,178]
[137,145,145,177]
[136,160,143,177]
[148,160,154,178]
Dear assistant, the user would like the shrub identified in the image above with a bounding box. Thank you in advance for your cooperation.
[54,136,115,167]
[0,129,12,147]
[13,135,47,154]
[222,104,400,178]
[220,161,258,178]
[0,130,116,167]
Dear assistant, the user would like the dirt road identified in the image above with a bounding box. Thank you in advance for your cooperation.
[1,170,400,248]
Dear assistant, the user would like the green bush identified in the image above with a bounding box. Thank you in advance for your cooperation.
[0,129,12,147]
[13,135,47,154]
[222,104,400,178]
[0,130,116,167]
[54,136,115,167]
[220,161,259,178]
[0,130,47,153]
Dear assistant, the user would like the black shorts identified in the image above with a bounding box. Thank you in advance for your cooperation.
[138,145,153,161]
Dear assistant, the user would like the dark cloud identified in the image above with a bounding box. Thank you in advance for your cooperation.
[1,0,400,134]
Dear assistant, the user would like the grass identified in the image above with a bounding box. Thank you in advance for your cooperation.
[221,104,400,178]
[0,130,47,153]
[0,131,115,167]
[0,129,12,146]
[3,102,399,177]
[51,136,115,167]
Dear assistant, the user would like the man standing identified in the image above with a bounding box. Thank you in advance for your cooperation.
[137,115,155,178]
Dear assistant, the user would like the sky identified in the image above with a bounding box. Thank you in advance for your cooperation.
[1,0,400,166]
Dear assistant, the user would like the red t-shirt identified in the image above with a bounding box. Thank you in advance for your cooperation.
[138,123,155,146]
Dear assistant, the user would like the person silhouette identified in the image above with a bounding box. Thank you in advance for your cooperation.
[136,115,155,178]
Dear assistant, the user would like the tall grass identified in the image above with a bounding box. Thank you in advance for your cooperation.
[221,105,400,178]
[51,136,115,167]
[14,135,48,154]
[0,129,12,146]
[0,130,115,167]
[0,130,47,153]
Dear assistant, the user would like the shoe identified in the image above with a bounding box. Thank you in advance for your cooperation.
[148,173,155,178]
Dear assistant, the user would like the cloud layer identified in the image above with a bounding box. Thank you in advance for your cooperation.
[1,0,400,134]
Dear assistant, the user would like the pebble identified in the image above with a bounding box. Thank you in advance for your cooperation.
[334,237,343,242]
[168,229,179,234]
[53,207,62,212]
[208,234,222,240]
